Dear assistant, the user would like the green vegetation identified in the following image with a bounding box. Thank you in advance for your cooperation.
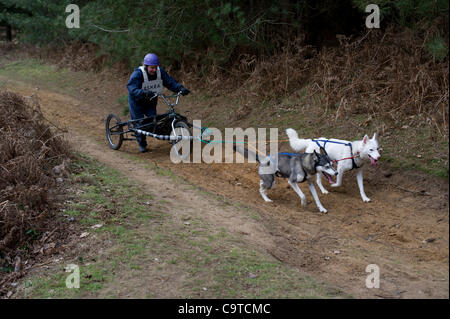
[18,153,347,298]
[2,0,447,69]
[352,0,448,26]
[0,59,88,91]
[116,95,129,116]
[425,36,448,62]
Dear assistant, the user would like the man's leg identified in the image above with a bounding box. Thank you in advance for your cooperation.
[129,103,148,152]
[141,106,157,152]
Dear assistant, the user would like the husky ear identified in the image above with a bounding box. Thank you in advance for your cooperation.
[313,150,319,161]
[319,146,327,155]
[362,135,369,145]
[372,133,377,140]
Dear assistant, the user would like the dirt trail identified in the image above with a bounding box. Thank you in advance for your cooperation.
[2,77,448,298]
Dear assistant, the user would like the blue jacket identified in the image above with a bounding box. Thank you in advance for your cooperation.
[127,66,184,110]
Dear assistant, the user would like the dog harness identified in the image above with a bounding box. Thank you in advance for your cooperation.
[278,152,299,157]
[269,152,309,182]
[139,66,163,93]
[312,139,359,170]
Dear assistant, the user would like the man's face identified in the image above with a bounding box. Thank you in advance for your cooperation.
[147,65,157,75]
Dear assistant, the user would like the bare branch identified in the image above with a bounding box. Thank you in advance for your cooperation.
[91,24,129,33]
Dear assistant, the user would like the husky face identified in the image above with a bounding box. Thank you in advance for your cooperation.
[360,133,381,166]
[313,147,338,184]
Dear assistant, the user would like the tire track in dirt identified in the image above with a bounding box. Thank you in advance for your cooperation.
[3,78,448,298]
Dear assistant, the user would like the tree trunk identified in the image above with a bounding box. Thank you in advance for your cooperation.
[6,25,12,41]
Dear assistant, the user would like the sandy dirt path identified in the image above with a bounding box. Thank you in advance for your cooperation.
[2,77,448,298]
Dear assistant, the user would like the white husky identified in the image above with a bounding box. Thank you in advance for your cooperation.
[286,128,381,202]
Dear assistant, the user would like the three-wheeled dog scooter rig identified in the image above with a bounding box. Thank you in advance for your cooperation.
[105,91,205,158]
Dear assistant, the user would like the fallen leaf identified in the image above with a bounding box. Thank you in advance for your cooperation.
[80,232,90,238]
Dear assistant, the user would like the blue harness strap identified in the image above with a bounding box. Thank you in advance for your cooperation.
[268,152,308,182]
[278,152,300,157]
[267,152,300,165]
[313,139,329,149]
[311,139,359,170]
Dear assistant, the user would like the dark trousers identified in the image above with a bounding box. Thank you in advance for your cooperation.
[129,103,157,148]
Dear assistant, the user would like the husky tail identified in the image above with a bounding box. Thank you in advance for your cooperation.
[286,128,309,152]
[233,145,262,162]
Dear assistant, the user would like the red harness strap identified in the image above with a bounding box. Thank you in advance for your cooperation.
[332,153,360,164]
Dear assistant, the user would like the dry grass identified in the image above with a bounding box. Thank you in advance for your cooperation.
[182,27,448,143]
[312,27,448,137]
[0,91,72,294]
[20,41,111,73]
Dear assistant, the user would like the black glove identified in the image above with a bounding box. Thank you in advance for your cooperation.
[180,87,190,96]
[144,90,157,99]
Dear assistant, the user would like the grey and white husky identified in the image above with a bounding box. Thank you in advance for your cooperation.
[286,128,381,202]
[233,145,338,213]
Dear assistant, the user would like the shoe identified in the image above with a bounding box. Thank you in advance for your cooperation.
[139,146,148,153]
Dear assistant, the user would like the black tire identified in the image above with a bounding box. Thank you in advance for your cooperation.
[170,121,192,160]
[106,114,124,150]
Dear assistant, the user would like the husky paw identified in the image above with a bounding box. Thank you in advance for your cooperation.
[330,183,340,188]
[362,197,371,202]
[320,189,329,194]
[319,207,328,214]
[264,198,273,203]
